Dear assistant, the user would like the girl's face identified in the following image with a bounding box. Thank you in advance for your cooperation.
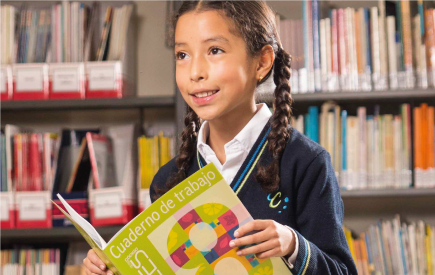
[174,10,258,122]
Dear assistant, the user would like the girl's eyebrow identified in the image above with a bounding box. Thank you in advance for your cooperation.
[175,35,230,48]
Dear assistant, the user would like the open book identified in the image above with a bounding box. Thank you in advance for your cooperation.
[53,163,292,275]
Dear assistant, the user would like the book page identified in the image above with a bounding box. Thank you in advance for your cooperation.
[55,194,107,248]
[52,198,122,275]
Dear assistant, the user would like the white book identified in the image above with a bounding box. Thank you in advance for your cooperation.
[378,0,388,77]
[374,116,382,188]
[357,107,367,189]
[347,116,359,189]
[367,117,374,189]
[371,7,381,77]
[387,16,398,86]
[393,116,403,188]
[295,115,304,134]
[325,18,332,91]
[1,7,6,64]
[320,19,327,90]
[408,223,418,275]
[393,216,405,275]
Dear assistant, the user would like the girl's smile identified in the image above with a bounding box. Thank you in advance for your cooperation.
[189,88,220,105]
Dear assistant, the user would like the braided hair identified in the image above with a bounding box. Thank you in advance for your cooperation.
[153,0,293,199]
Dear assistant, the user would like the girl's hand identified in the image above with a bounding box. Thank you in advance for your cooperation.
[229,220,296,259]
[83,249,113,275]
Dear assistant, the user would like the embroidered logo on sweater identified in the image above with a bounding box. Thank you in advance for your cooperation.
[267,191,289,214]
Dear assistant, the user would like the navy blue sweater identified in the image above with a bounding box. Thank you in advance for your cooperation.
[150,122,357,275]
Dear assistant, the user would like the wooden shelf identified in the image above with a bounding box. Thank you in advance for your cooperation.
[1,225,123,245]
[341,187,435,198]
[0,96,175,112]
[258,89,435,103]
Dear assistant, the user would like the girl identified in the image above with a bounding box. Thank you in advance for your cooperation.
[84,1,357,274]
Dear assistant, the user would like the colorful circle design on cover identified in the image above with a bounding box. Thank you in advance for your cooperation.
[166,203,273,275]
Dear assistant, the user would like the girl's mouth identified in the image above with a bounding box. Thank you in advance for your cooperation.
[191,90,220,105]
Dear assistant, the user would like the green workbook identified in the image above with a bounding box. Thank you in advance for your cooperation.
[53,163,292,275]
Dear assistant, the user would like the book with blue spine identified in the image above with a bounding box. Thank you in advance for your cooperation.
[364,8,372,75]
[341,109,347,186]
[308,106,319,143]
[312,0,321,92]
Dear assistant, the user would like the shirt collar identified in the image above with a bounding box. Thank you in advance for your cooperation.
[197,103,272,155]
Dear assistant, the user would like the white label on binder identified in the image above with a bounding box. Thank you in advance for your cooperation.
[18,196,46,220]
[88,67,116,90]
[94,192,122,218]
[1,197,9,221]
[16,67,44,92]
[142,189,151,210]
[53,67,80,92]
[0,69,6,93]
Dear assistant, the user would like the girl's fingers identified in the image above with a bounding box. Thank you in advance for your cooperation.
[235,220,270,238]
[83,258,105,274]
[236,239,279,256]
[230,230,271,248]
[256,247,281,259]
[87,250,106,271]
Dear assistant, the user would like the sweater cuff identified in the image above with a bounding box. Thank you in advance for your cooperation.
[287,230,312,273]
[284,226,299,268]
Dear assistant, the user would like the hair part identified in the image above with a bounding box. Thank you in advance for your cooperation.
[153,0,293,199]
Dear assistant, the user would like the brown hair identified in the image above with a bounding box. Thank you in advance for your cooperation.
[154,0,292,199]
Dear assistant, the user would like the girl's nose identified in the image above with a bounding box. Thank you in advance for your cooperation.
[190,55,208,82]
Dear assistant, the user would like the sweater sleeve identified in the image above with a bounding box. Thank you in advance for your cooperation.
[289,150,357,275]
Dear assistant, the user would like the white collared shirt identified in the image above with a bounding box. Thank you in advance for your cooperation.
[196,103,299,268]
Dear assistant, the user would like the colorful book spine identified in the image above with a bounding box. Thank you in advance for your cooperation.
[312,0,321,92]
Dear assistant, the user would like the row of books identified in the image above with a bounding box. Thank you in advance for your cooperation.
[0,2,132,64]
[344,216,435,275]
[0,248,61,275]
[138,134,175,190]
[278,0,435,93]
[290,102,435,190]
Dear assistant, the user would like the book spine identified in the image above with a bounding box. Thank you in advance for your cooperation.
[401,0,413,72]
[364,9,372,76]
[325,18,332,87]
[371,7,381,77]
[396,1,404,72]
[378,0,388,77]
[312,0,321,91]
[426,9,435,87]
[341,110,347,188]
[320,19,327,90]
[331,10,339,80]
[387,16,398,75]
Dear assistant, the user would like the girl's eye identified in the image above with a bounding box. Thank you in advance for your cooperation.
[210,47,224,55]
[175,52,187,60]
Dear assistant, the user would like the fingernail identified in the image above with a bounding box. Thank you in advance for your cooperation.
[237,251,242,256]
[229,241,235,247]
[234,231,239,237]
[100,265,106,270]
[108,272,113,275]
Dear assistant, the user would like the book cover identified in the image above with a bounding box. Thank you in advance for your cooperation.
[53,163,292,275]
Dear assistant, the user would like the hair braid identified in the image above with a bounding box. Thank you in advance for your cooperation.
[153,106,201,199]
[256,47,293,193]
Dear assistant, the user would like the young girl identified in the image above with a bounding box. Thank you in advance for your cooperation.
[84,1,357,274]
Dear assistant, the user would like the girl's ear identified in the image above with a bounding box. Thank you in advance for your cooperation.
[256,45,275,80]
